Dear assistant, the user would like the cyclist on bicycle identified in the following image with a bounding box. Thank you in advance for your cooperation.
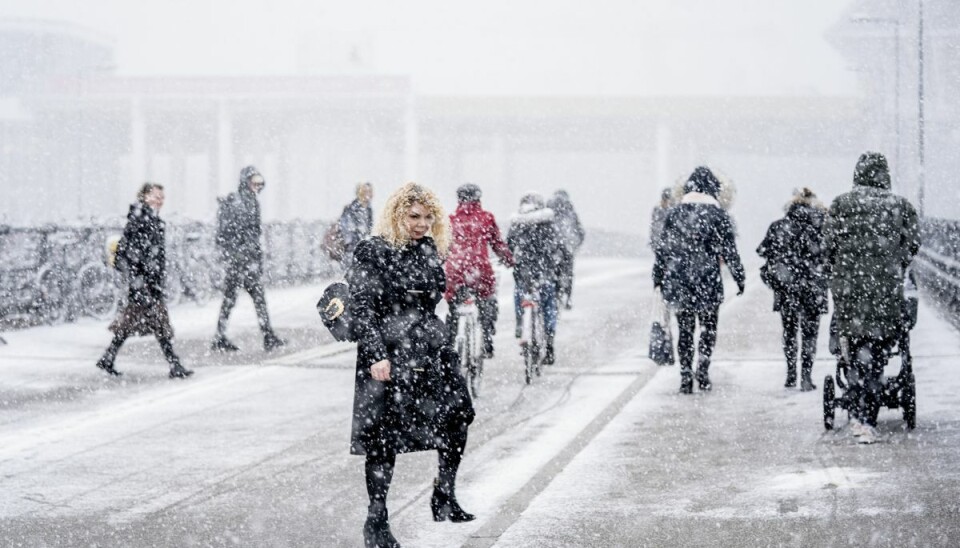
[507,192,571,365]
[445,183,515,358]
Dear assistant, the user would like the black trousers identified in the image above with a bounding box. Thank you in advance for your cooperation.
[780,305,820,376]
[217,263,273,336]
[675,307,719,374]
[846,336,892,427]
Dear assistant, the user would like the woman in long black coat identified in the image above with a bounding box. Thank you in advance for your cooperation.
[653,166,746,394]
[757,188,829,391]
[347,182,475,548]
[95,183,192,379]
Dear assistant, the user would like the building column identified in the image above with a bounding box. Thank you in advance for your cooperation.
[130,96,146,183]
[403,91,418,182]
[217,99,233,194]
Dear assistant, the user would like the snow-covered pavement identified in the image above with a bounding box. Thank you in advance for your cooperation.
[1,257,958,547]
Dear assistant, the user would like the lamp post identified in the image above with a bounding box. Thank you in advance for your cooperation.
[917,0,926,218]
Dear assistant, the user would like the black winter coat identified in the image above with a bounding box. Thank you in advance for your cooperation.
[110,202,173,338]
[216,184,262,268]
[346,236,474,456]
[653,193,746,312]
[507,208,571,290]
[120,202,166,302]
[757,202,829,314]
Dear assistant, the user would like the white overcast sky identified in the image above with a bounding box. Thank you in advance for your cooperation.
[3,0,858,96]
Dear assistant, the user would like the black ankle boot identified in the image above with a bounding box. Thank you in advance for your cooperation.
[169,363,194,379]
[696,363,712,391]
[363,505,400,548]
[542,335,555,365]
[263,332,286,352]
[431,479,476,523]
[680,369,693,394]
[96,356,122,377]
[800,367,816,392]
[785,365,797,388]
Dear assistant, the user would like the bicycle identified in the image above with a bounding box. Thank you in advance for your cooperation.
[165,224,223,306]
[35,226,122,323]
[519,285,546,385]
[454,288,485,398]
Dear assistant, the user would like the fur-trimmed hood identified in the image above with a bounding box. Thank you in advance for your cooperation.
[511,207,555,226]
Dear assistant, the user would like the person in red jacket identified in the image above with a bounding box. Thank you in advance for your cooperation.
[445,183,515,358]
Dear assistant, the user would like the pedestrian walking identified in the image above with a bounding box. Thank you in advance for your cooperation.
[824,151,920,443]
[339,182,374,266]
[210,166,285,353]
[653,166,746,393]
[347,182,475,548]
[95,183,193,379]
[757,188,829,391]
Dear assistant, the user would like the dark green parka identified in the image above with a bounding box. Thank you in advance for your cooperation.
[823,152,920,340]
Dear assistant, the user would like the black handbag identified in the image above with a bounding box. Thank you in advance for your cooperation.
[649,321,675,365]
[316,281,356,342]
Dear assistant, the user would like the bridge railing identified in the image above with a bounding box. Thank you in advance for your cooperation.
[915,217,960,316]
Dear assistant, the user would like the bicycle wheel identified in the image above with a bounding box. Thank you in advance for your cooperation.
[35,267,66,324]
[523,342,534,384]
[534,307,545,377]
[78,263,120,320]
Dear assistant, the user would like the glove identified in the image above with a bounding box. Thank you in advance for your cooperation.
[736,280,745,296]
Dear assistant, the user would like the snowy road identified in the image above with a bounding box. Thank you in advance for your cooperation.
[1,257,959,547]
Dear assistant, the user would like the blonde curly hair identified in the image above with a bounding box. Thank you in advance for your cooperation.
[374,182,450,255]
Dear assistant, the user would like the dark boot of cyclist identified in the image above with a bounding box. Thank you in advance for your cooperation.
[542,333,556,365]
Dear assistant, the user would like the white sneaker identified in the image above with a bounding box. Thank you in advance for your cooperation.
[848,420,867,437]
[857,425,879,444]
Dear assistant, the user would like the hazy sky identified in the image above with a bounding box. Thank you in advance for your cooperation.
[3,0,858,96]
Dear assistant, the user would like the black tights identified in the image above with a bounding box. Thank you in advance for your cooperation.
[101,332,181,367]
[780,305,820,377]
[675,307,719,375]
[363,429,468,514]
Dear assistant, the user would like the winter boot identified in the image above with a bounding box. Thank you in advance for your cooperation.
[363,504,400,548]
[483,339,495,359]
[263,332,287,352]
[542,334,555,365]
[431,478,476,523]
[211,334,240,352]
[680,368,693,394]
[169,363,194,379]
[800,365,816,392]
[785,363,797,388]
[96,356,122,377]
[696,361,712,391]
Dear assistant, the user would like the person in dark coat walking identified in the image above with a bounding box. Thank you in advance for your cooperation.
[95,183,192,379]
[547,190,585,309]
[444,183,514,357]
[340,182,374,266]
[824,152,920,443]
[649,187,674,250]
[347,182,476,548]
[653,166,746,393]
[507,192,571,365]
[757,188,829,391]
[211,166,285,353]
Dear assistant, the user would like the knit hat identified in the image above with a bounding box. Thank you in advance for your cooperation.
[853,152,891,190]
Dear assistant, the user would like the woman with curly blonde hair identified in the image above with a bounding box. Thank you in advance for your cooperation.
[347,182,475,548]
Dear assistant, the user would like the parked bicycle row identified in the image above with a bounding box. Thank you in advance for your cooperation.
[0,215,338,329]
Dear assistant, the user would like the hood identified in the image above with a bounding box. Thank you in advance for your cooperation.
[853,151,891,190]
[784,188,826,215]
[511,207,555,226]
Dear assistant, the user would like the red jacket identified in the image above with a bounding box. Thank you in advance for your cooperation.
[444,201,514,301]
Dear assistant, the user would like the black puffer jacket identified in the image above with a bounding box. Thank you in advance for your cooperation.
[507,208,571,290]
[216,183,262,267]
[757,199,829,313]
[120,202,166,303]
[653,192,745,311]
[346,236,474,456]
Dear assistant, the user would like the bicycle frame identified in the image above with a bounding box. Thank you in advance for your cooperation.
[520,288,546,384]
[455,289,485,397]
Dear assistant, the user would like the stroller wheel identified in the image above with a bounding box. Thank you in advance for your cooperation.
[823,376,836,431]
[901,373,916,430]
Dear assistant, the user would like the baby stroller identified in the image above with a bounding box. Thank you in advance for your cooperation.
[822,268,918,431]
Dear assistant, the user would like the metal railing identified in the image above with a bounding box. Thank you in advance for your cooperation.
[915,218,960,318]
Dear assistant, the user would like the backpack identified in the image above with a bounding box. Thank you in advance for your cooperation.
[322,220,346,262]
[317,281,356,342]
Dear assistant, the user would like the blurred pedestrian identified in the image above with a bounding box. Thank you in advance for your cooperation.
[547,190,584,309]
[95,183,192,379]
[211,166,285,353]
[347,182,476,547]
[757,188,828,391]
[339,182,374,267]
[653,166,746,393]
[824,152,920,443]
